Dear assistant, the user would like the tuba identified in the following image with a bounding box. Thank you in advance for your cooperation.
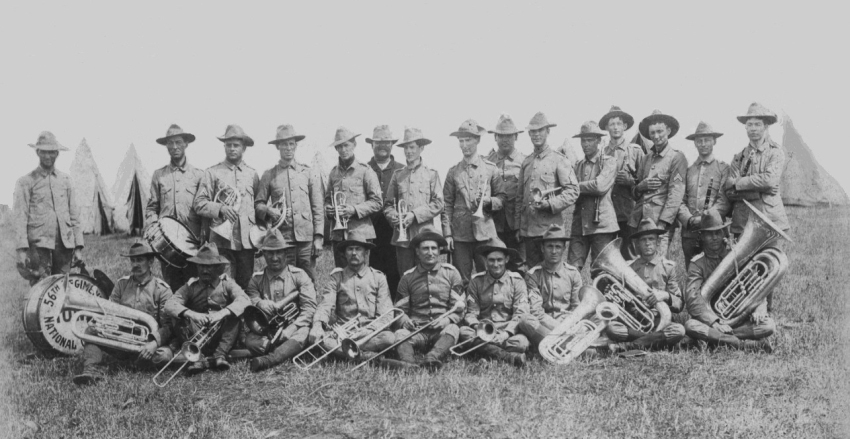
[590,238,672,333]
[210,184,242,239]
[538,286,619,365]
[396,199,410,244]
[700,200,792,327]
[449,320,496,356]
[332,190,349,231]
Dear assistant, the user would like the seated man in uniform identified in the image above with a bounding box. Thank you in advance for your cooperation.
[606,219,686,352]
[73,242,174,385]
[165,243,250,375]
[244,229,317,372]
[458,238,529,367]
[309,231,395,362]
[683,210,775,352]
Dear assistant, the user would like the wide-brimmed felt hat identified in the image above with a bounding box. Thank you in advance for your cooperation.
[396,127,432,147]
[598,105,634,130]
[450,119,487,138]
[217,124,255,147]
[475,237,520,260]
[526,112,557,131]
[572,121,607,139]
[534,224,570,242]
[121,241,158,258]
[630,218,666,240]
[365,125,398,145]
[736,102,778,125]
[638,110,680,140]
[260,229,293,251]
[685,121,724,141]
[488,114,524,135]
[156,124,196,145]
[268,124,305,145]
[29,131,68,151]
[187,242,230,265]
[328,126,361,148]
[335,230,377,253]
[699,209,731,232]
[409,226,448,249]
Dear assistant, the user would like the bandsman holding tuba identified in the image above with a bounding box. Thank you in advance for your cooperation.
[73,241,174,385]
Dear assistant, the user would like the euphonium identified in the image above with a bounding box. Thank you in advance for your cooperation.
[66,286,160,353]
[243,291,300,348]
[538,286,619,365]
[590,238,672,333]
[332,190,349,231]
[700,200,792,327]
[152,319,224,388]
[211,184,242,238]
[449,320,496,356]
[396,199,410,244]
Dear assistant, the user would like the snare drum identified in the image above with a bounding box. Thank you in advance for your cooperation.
[145,216,200,268]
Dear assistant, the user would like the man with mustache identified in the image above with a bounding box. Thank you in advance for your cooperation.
[485,114,527,272]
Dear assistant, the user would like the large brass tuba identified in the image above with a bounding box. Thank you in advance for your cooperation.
[538,286,619,364]
[590,238,672,333]
[700,200,792,327]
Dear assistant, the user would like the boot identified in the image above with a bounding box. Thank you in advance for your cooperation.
[211,357,231,371]
[742,338,773,353]
[250,339,302,372]
[423,334,455,370]
[479,345,526,367]
[186,359,209,375]
[73,365,104,386]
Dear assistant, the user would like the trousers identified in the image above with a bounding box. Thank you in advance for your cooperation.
[173,315,241,359]
[567,232,616,270]
[285,241,316,281]
[219,248,255,290]
[458,326,529,353]
[684,318,775,348]
[81,343,173,370]
[605,321,686,349]
[321,330,395,359]
[451,241,486,283]
[394,324,460,352]
[616,222,636,260]
[29,241,74,285]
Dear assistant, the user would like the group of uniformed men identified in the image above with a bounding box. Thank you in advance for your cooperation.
[13,102,789,385]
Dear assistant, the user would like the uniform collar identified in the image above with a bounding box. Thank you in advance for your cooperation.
[651,143,670,157]
[278,160,297,170]
[266,265,289,281]
[532,144,552,159]
[416,262,442,274]
[463,155,484,169]
[34,166,57,177]
[492,148,519,161]
[608,136,627,150]
[406,158,424,171]
[748,137,769,152]
[485,270,510,285]
[345,264,370,278]
[542,261,566,276]
[584,150,602,164]
[703,247,728,260]
[223,160,244,171]
[338,156,356,170]
[168,158,188,172]
[132,272,153,287]
[695,155,716,166]
[368,155,397,169]
[636,254,662,266]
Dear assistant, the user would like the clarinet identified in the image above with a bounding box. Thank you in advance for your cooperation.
[703,177,714,212]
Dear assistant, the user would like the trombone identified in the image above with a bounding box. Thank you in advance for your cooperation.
[152,319,224,388]
[340,308,406,359]
[292,317,362,370]
[332,190,348,231]
[396,199,410,243]
[449,320,496,356]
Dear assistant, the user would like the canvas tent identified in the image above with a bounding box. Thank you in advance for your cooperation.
[69,139,114,235]
[112,144,151,234]
[779,114,849,207]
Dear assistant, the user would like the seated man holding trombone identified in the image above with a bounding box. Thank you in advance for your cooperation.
[454,238,530,367]
[244,229,317,372]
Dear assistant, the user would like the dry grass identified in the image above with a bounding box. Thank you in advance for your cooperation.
[0,206,848,438]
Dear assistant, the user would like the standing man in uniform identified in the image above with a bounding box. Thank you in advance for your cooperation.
[255,124,324,281]
[630,110,688,260]
[599,106,643,259]
[677,122,731,268]
[366,125,405,295]
[195,124,260,290]
[384,127,444,295]
[567,121,618,271]
[146,124,205,291]
[443,119,506,282]
[14,131,83,285]
[486,114,527,271]
[515,112,579,268]
[324,127,383,268]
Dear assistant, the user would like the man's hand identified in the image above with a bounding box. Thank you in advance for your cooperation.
[402,212,415,228]
[389,213,400,227]
[479,196,491,209]
[17,250,28,268]
[431,317,450,330]
[652,289,669,304]
[308,322,325,345]
[687,216,701,231]
[73,247,84,265]
[750,310,769,324]
[615,171,633,186]
[256,299,276,315]
[533,199,551,211]
[138,340,158,361]
[658,220,669,231]
[711,321,733,334]
[185,310,209,327]
[515,231,522,244]
[221,205,239,223]
[399,315,416,331]
[338,205,356,218]
[640,177,662,192]
[445,237,455,252]
[266,207,282,224]
[492,330,510,344]
[642,293,659,308]
[208,309,230,325]
[325,205,336,218]
[312,236,323,257]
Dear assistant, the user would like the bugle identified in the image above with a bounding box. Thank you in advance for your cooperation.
[396,199,410,244]
[472,174,487,219]
[332,190,348,231]
[531,186,563,203]
[152,319,224,388]
[211,184,242,239]
[449,320,496,356]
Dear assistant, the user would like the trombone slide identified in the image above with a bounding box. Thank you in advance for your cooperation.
[152,319,223,388]
[450,320,496,357]
[292,317,362,370]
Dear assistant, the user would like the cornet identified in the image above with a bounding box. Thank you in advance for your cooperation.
[332,190,349,231]
[471,174,487,219]
[531,186,564,203]
[211,184,241,239]
[450,320,496,356]
[152,319,224,388]
[396,199,410,243]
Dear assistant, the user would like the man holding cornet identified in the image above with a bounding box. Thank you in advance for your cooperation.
[244,230,317,372]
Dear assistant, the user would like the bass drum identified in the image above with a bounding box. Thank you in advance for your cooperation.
[21,274,106,355]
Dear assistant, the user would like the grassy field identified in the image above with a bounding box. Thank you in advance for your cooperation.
[0,206,848,438]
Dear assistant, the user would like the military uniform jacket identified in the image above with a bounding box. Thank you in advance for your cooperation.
[165,274,250,318]
[628,255,683,313]
[525,262,582,321]
[146,161,205,238]
[515,145,580,237]
[112,274,174,346]
[314,265,392,326]
[572,151,618,236]
[245,266,317,331]
[603,138,642,223]
[194,161,260,249]
[685,249,769,326]
[325,160,383,241]
[396,263,465,325]
[464,270,530,335]
[727,139,789,234]
[368,156,405,246]
[442,155,506,242]
[677,157,732,238]
[486,149,526,232]
[255,161,324,243]
[384,160,444,247]
[13,167,83,250]
[629,143,688,228]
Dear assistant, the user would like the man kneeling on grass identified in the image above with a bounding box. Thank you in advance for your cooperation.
[74,242,174,385]
[164,243,250,375]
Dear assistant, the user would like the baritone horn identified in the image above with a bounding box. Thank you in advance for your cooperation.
[211,184,241,239]
[450,320,496,356]
[243,291,300,349]
[700,200,792,327]
[152,319,224,388]
[538,286,619,365]
[332,190,349,231]
[396,199,410,244]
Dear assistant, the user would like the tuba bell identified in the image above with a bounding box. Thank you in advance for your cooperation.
[700,200,792,327]
[538,286,619,365]
[590,238,672,333]
[210,184,242,239]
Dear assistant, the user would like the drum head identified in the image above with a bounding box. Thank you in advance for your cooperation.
[159,217,200,256]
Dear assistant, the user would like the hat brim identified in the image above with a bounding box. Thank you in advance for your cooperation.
[329,134,361,148]
[409,232,448,249]
[218,135,255,147]
[630,228,666,240]
[268,135,305,145]
[685,132,724,141]
[599,111,634,130]
[638,114,680,139]
[736,115,777,125]
[475,245,520,260]
[335,239,376,252]
[450,130,483,138]
[187,256,230,265]
[487,129,524,135]
[365,138,399,145]
[30,144,69,152]
[525,123,557,131]
[571,133,606,139]
[396,138,432,147]
[156,133,196,145]
[533,236,571,243]
[699,221,732,232]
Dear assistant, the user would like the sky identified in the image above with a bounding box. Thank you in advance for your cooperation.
[2,1,848,207]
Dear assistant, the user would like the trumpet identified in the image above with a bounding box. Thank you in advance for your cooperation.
[243,291,300,349]
[152,319,224,388]
[211,184,242,239]
[450,320,496,356]
[531,186,563,203]
[396,199,410,244]
[332,190,348,231]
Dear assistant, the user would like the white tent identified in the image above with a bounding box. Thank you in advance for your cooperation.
[111,144,151,234]
[69,139,114,235]
[780,114,849,207]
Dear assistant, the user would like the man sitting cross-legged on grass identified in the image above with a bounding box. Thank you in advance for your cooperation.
[245,229,317,372]
[164,243,250,375]
[73,241,175,385]
[458,238,530,367]
[683,209,775,352]
[606,219,686,353]
[308,230,395,363]
[383,227,465,370]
